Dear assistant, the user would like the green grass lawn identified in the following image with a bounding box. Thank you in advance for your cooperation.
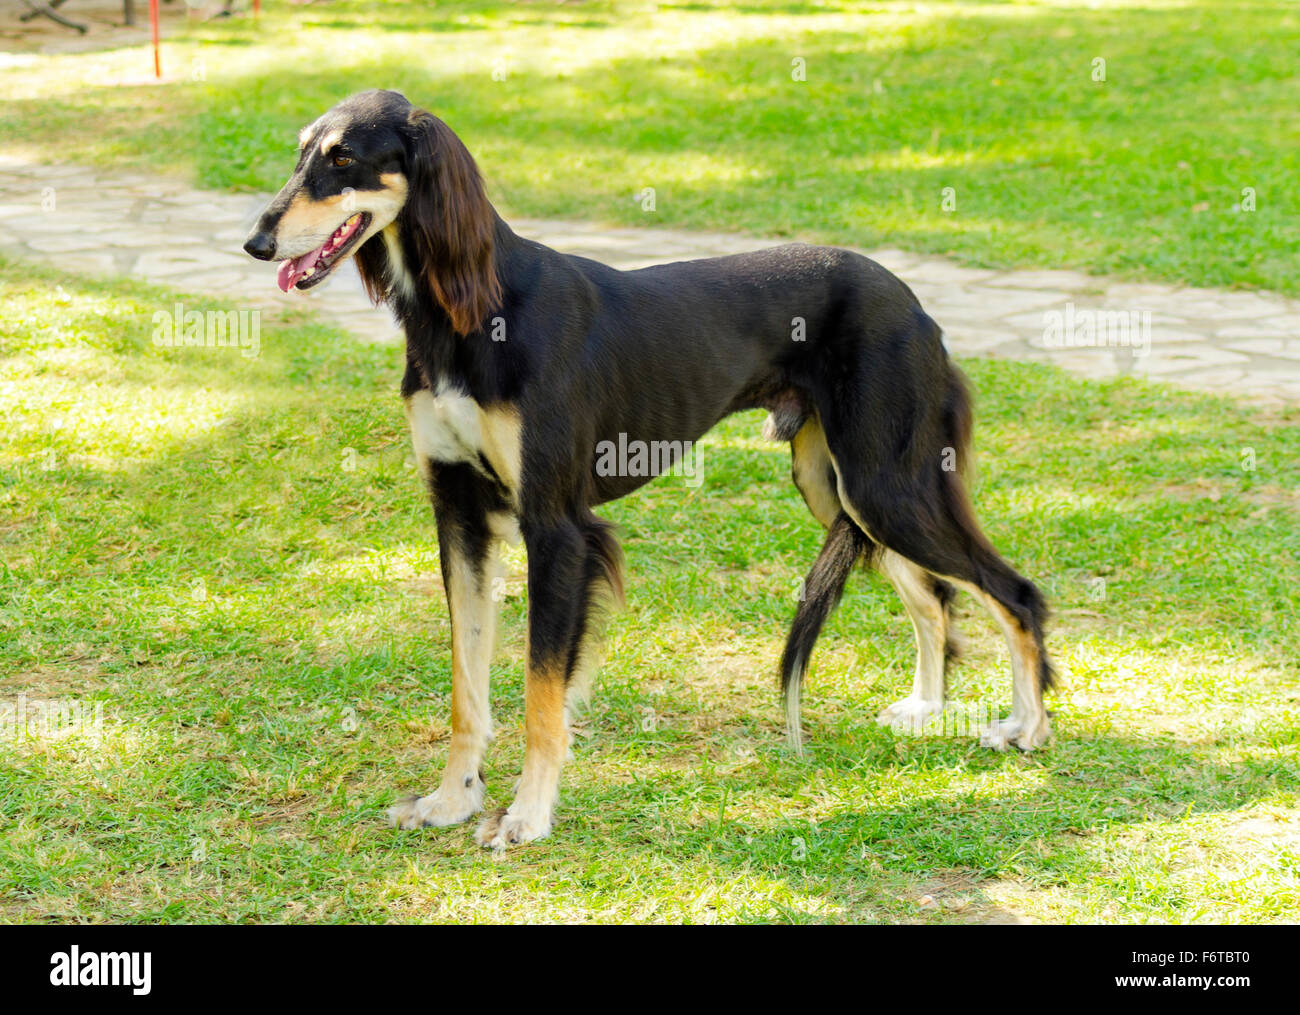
[1,256,1297,923]
[1,0,1297,293]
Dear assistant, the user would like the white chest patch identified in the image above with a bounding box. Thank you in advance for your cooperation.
[405,384,523,497]
[406,385,485,471]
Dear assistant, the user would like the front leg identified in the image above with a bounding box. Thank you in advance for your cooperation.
[389,462,511,830]
[475,516,614,848]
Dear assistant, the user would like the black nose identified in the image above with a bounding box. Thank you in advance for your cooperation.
[243,231,277,261]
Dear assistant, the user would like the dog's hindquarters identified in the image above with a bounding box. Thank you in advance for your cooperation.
[780,301,1054,751]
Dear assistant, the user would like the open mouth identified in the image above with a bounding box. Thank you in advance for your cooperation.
[276,212,372,292]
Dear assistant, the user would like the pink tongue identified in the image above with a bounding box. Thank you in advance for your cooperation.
[276,245,325,293]
[273,216,365,292]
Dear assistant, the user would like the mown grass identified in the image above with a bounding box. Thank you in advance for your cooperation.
[1,0,1297,293]
[1,255,1297,923]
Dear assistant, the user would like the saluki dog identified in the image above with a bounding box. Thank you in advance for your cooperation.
[244,90,1054,849]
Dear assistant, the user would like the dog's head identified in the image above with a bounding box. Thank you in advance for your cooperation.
[244,89,499,334]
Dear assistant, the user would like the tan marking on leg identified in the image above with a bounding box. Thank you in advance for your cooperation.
[487,510,521,547]
[876,550,950,733]
[560,556,622,753]
[824,445,1047,749]
[791,417,841,528]
[388,525,501,830]
[953,580,1051,751]
[475,661,566,848]
[445,539,499,765]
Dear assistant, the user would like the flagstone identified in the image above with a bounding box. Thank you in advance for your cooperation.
[1,157,1296,404]
[982,269,1097,291]
[1222,338,1300,361]
[1134,347,1250,376]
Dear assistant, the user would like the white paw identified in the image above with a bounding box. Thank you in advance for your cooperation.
[387,777,484,829]
[473,805,552,849]
[980,713,1051,752]
[877,696,946,734]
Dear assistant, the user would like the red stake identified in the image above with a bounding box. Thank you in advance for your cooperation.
[150,0,160,78]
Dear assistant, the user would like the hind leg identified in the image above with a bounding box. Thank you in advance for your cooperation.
[790,417,842,528]
[791,415,955,732]
[782,413,1048,752]
[875,550,950,734]
[780,418,869,753]
[827,459,1052,752]
[953,581,1051,750]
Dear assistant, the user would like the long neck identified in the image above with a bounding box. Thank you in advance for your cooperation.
[364,210,519,401]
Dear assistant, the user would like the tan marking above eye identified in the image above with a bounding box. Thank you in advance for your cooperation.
[319,129,344,156]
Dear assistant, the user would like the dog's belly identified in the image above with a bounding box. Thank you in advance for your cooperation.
[405,384,522,493]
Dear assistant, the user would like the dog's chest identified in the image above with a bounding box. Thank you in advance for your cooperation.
[404,383,522,494]
[406,384,484,467]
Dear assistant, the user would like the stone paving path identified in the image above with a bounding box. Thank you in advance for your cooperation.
[2,155,1298,404]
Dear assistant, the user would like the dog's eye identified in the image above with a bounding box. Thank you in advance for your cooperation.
[331,153,354,168]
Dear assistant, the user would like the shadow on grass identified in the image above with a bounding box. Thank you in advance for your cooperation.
[542,721,1296,921]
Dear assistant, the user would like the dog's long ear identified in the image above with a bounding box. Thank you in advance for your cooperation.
[401,110,501,335]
